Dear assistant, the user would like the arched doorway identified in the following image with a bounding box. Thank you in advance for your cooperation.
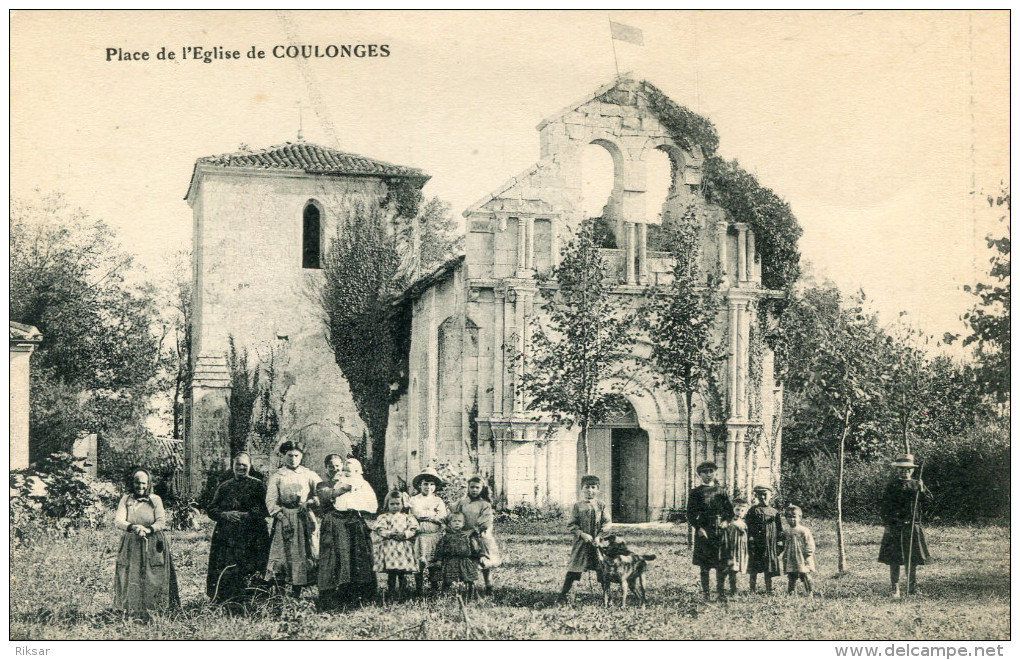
[581,398,650,523]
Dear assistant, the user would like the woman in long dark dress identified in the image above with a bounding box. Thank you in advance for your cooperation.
[206,452,270,604]
[316,456,379,609]
[113,468,180,614]
[878,454,932,597]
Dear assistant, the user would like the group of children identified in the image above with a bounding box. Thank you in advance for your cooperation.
[381,463,811,603]
[373,469,499,599]
[559,464,815,603]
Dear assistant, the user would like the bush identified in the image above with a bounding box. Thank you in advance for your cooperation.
[495,501,564,524]
[781,418,1010,524]
[913,419,1010,523]
[10,453,119,546]
[434,461,472,509]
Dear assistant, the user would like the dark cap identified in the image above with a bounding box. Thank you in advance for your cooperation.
[696,461,718,474]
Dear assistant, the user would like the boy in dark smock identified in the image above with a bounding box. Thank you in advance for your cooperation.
[688,461,734,599]
[878,453,932,597]
[745,484,783,594]
[558,475,611,603]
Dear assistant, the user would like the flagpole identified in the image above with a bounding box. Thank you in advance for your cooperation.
[608,14,621,80]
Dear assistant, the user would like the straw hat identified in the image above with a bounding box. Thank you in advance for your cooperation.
[412,466,445,492]
[890,454,917,468]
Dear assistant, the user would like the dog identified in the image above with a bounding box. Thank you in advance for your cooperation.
[591,534,656,607]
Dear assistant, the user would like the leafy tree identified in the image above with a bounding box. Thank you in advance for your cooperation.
[226,336,259,457]
[395,196,463,281]
[641,204,723,540]
[9,192,161,461]
[516,219,638,474]
[153,249,192,440]
[883,319,932,455]
[946,186,1010,403]
[788,291,886,573]
[320,200,403,493]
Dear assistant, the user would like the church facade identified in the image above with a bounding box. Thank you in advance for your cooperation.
[384,78,783,521]
[185,78,783,521]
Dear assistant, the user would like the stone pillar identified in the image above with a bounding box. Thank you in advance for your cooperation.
[637,223,648,284]
[625,221,636,285]
[9,341,39,470]
[746,229,757,284]
[525,217,535,271]
[186,354,232,497]
[513,291,526,414]
[735,303,746,418]
[426,287,438,463]
[493,287,506,414]
[516,218,528,278]
[725,426,738,491]
[735,223,748,284]
[728,301,739,414]
[716,221,729,284]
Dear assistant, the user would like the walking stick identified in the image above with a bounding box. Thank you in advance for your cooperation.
[905,459,925,597]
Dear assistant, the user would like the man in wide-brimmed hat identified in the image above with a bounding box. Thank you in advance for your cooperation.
[878,454,932,597]
[688,461,734,600]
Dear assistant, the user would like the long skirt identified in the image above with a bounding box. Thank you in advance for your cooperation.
[207,518,270,602]
[878,523,931,566]
[317,511,376,608]
[476,530,501,569]
[266,508,318,587]
[114,531,180,613]
[414,521,444,570]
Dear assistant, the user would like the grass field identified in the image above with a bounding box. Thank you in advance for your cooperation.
[9,517,1009,640]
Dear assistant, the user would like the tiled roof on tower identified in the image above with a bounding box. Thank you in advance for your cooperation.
[197,142,428,178]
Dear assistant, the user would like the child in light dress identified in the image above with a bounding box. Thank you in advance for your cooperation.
[720,498,749,596]
[449,477,500,596]
[782,505,815,596]
[373,490,419,598]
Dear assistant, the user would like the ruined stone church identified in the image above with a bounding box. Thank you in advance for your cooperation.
[185,77,783,522]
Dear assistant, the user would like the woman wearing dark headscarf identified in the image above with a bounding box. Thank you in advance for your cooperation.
[265,440,321,597]
[206,452,270,604]
[113,467,180,613]
[316,456,379,609]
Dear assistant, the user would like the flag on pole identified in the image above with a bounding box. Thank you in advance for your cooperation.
[610,20,644,46]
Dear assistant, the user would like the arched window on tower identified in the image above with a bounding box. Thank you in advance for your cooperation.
[302,201,322,269]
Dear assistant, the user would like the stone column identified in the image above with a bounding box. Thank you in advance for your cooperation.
[9,341,38,470]
[725,426,738,491]
[637,223,648,284]
[728,301,739,414]
[746,229,757,284]
[493,287,506,415]
[735,223,748,284]
[426,287,438,463]
[735,302,746,419]
[625,221,636,285]
[716,221,729,285]
[516,217,528,278]
[525,217,535,271]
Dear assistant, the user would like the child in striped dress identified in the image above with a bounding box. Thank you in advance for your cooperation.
[373,491,419,598]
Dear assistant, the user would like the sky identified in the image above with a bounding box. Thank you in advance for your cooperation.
[9,10,1010,348]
